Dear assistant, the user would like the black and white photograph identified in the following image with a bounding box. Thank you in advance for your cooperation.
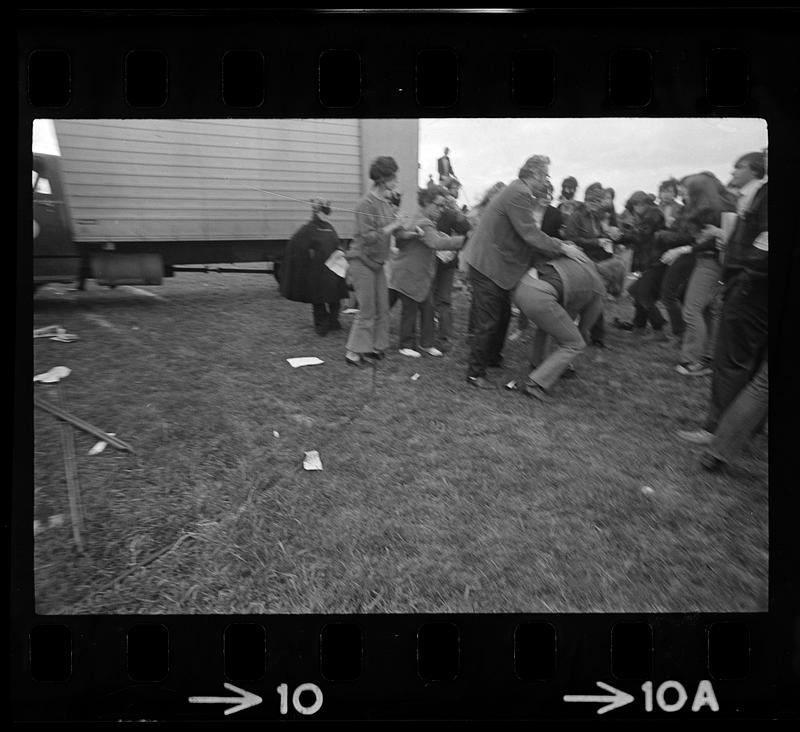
[32,116,768,615]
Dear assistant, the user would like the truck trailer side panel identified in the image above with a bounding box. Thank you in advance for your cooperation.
[53,119,364,244]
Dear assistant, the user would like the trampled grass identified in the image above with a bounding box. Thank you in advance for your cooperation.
[31,272,768,614]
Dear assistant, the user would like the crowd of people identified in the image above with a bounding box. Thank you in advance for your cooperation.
[279,146,768,475]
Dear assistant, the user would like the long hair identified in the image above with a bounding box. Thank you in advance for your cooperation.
[680,172,738,229]
[477,181,506,209]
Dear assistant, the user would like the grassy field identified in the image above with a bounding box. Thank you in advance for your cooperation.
[31,270,768,614]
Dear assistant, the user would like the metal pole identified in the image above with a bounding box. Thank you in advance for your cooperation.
[53,384,85,554]
[34,397,135,453]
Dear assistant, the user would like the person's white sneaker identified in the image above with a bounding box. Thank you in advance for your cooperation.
[419,346,443,357]
[398,348,421,358]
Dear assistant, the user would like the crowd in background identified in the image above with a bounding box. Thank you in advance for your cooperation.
[279,146,768,475]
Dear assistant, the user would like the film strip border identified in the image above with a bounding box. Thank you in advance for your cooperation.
[13,614,780,720]
[15,9,799,723]
[16,10,793,114]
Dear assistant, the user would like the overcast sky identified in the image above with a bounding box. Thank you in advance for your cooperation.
[34,117,767,211]
[419,117,767,207]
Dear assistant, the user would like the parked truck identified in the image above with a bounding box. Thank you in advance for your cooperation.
[32,118,419,289]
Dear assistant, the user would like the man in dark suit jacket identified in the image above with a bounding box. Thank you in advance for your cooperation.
[463,155,590,389]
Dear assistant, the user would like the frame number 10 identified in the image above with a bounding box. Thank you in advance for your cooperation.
[276,683,324,715]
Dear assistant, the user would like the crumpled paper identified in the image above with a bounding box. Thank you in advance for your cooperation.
[303,450,323,471]
[33,366,71,383]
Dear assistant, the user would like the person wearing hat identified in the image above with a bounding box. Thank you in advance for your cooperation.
[463,154,589,389]
[279,198,350,336]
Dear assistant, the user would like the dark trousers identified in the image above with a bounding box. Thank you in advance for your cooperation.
[629,265,667,330]
[312,301,341,332]
[467,266,511,377]
[395,290,435,349]
[589,312,606,343]
[432,260,457,345]
[704,274,768,433]
[660,252,695,337]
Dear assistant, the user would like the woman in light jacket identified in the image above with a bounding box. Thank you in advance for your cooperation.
[344,156,415,367]
[389,187,466,357]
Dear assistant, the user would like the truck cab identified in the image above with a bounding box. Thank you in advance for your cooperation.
[33,152,81,287]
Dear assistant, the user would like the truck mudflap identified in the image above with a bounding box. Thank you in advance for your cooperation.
[91,252,164,286]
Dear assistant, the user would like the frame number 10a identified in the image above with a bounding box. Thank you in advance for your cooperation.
[564,680,719,714]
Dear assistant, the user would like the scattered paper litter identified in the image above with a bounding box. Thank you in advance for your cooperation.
[504,380,517,391]
[88,440,108,455]
[33,366,71,383]
[33,325,64,338]
[273,430,280,438]
[410,373,420,381]
[641,486,655,495]
[303,450,323,471]
[287,356,324,368]
[342,308,359,315]
[324,249,349,278]
[50,333,79,342]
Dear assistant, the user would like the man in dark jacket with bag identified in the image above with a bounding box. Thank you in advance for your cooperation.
[279,199,349,336]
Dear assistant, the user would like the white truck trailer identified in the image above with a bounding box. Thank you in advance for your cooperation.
[33,118,419,287]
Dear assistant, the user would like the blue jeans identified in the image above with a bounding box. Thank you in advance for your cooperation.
[680,256,722,366]
[432,260,457,346]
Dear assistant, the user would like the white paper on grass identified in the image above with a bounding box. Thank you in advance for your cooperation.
[33,366,71,383]
[324,249,349,278]
[287,357,324,368]
[88,441,108,455]
[303,450,323,470]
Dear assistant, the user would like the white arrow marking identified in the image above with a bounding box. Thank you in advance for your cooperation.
[564,681,635,714]
[189,682,263,716]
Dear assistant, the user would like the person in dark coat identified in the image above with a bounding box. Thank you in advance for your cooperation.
[613,191,669,337]
[279,198,349,336]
